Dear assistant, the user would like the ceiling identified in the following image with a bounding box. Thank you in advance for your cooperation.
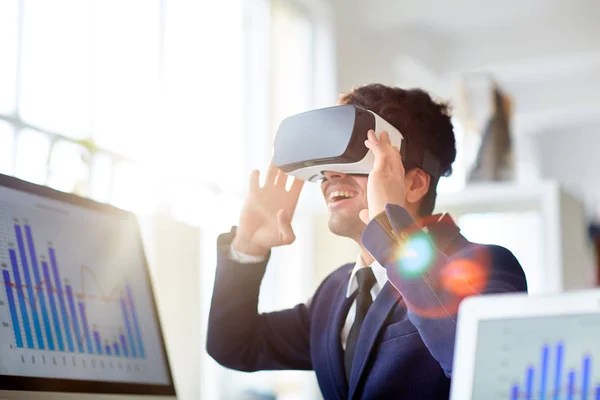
[347,0,596,33]
[333,0,600,134]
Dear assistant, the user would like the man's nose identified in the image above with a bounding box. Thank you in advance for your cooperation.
[323,170,346,181]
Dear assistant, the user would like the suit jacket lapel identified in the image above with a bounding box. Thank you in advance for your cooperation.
[327,274,356,400]
[348,282,401,399]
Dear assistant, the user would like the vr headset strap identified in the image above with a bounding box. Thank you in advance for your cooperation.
[401,136,442,179]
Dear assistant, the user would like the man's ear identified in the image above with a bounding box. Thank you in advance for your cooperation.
[404,168,430,206]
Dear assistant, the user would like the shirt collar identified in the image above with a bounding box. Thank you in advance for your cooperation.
[346,254,388,298]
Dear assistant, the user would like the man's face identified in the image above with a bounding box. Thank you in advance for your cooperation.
[320,171,369,240]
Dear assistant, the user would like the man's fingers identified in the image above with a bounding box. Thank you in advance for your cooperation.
[265,160,279,185]
[366,130,405,172]
[365,130,382,156]
[379,131,392,147]
[275,170,288,187]
[289,177,304,199]
[367,129,378,143]
[249,169,260,191]
[285,178,304,216]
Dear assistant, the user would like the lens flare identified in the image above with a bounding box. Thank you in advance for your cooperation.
[395,232,435,279]
[441,258,487,296]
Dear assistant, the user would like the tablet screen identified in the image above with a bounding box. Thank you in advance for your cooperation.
[472,313,600,399]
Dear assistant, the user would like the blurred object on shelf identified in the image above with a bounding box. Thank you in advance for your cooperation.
[455,75,515,183]
[589,222,600,286]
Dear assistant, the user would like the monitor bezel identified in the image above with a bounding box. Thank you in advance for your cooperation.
[0,173,177,396]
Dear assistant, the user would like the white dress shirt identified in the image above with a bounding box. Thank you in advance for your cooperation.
[228,243,389,350]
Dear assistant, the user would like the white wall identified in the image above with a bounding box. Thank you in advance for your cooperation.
[532,125,600,215]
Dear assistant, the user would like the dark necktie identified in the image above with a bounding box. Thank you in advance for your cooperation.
[344,267,377,381]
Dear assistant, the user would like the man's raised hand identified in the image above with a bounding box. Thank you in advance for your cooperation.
[233,160,304,257]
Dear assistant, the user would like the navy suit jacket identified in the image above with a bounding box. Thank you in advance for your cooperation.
[207,204,528,399]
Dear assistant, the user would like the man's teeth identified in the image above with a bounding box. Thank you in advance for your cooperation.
[328,191,356,201]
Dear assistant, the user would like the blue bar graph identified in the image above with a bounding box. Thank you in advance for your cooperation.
[511,342,600,400]
[93,331,103,355]
[14,225,45,349]
[121,298,137,358]
[568,370,576,400]
[526,366,535,400]
[583,356,592,400]
[65,285,84,353]
[25,225,54,351]
[540,344,549,400]
[9,249,33,348]
[49,247,74,352]
[77,301,93,354]
[2,270,23,348]
[554,342,564,400]
[511,384,519,400]
[126,285,145,358]
[120,334,129,357]
[42,261,64,351]
[3,223,147,360]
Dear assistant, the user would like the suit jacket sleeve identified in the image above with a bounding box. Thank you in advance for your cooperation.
[361,204,528,377]
[206,228,313,372]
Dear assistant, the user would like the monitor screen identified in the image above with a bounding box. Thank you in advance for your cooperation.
[0,175,174,396]
[471,313,600,400]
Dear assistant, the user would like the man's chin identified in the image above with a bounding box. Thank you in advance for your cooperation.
[327,214,365,239]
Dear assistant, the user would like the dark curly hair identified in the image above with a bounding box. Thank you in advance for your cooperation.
[339,83,456,216]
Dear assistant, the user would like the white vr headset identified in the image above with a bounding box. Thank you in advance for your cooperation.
[273,104,442,182]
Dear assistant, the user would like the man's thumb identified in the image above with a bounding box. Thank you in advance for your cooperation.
[359,209,370,225]
[277,209,296,244]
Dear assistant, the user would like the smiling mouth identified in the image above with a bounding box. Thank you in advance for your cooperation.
[328,190,357,204]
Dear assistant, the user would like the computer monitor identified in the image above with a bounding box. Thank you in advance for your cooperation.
[0,173,176,399]
[450,289,600,400]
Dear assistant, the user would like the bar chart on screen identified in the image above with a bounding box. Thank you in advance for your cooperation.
[1,219,145,360]
[0,189,169,385]
[510,342,600,400]
[472,314,600,400]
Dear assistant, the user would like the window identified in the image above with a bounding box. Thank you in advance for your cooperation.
[0,0,248,222]
[162,0,246,230]
[271,0,314,135]
[201,1,334,399]
[0,1,333,398]
[14,128,51,184]
[1,0,161,210]
[0,0,18,116]
[0,121,15,175]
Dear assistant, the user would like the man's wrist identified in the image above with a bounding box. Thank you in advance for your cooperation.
[361,204,417,264]
[383,203,419,237]
[231,234,269,258]
[228,242,268,264]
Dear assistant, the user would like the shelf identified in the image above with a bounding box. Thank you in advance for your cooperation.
[435,180,596,294]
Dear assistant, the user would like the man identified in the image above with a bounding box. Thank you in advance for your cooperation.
[207,84,528,399]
